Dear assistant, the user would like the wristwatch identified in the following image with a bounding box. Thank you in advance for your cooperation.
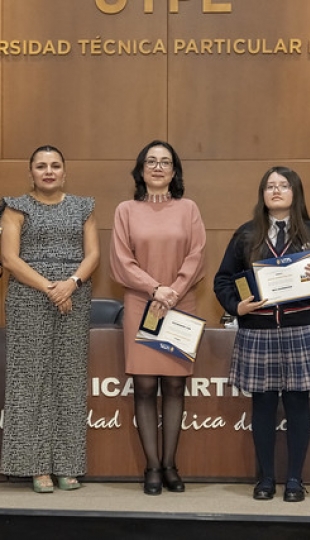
[69,275,83,289]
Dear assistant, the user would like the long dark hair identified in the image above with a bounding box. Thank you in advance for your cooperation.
[245,166,310,264]
[131,140,184,200]
[29,145,65,169]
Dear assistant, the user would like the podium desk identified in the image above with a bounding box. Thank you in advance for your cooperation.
[1,327,309,482]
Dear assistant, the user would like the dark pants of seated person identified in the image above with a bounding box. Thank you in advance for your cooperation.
[252,390,310,481]
[133,375,186,478]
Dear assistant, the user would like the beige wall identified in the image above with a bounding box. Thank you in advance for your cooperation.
[1,0,310,326]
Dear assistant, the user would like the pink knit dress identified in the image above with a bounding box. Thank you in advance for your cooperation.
[110,197,206,376]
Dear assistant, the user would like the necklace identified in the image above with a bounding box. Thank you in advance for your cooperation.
[143,192,171,203]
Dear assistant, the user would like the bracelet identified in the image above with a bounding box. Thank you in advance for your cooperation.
[152,285,160,298]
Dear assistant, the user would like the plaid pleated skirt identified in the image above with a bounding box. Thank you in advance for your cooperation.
[229,326,310,392]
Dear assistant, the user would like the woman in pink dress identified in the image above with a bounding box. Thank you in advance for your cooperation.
[110,140,206,495]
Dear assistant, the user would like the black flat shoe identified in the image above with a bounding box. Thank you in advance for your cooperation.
[283,478,306,502]
[144,468,162,496]
[253,478,276,500]
[162,466,185,493]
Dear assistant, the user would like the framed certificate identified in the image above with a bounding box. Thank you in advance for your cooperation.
[252,250,310,306]
[136,301,206,362]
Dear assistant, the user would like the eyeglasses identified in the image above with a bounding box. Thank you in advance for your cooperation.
[265,184,292,193]
[144,159,173,170]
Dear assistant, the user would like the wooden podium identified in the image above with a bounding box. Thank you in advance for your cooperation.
[1,326,308,482]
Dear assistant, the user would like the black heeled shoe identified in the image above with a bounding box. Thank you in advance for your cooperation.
[144,468,162,496]
[253,477,276,500]
[283,478,306,502]
[162,466,185,493]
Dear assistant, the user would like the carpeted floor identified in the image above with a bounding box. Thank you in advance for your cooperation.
[0,481,309,518]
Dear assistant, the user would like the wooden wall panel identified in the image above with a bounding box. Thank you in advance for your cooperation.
[168,0,310,160]
[2,1,168,160]
[1,1,310,330]
[2,159,310,230]
[183,160,310,229]
[2,159,310,327]
[0,0,2,158]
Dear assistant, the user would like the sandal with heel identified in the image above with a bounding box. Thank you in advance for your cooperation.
[58,477,81,490]
[33,475,54,494]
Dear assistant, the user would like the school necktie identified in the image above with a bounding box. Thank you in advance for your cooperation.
[275,221,286,254]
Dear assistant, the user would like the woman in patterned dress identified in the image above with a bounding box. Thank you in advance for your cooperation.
[214,166,310,503]
[0,145,100,493]
[110,140,206,495]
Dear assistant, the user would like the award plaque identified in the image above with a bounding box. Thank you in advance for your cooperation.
[139,302,164,335]
[234,269,260,302]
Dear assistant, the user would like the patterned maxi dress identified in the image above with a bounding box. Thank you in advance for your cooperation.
[0,194,94,477]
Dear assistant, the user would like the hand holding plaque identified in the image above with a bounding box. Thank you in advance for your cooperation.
[136,301,206,362]
[234,269,260,302]
[235,251,310,307]
[252,251,310,306]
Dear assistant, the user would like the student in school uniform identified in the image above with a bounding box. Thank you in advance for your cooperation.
[214,166,310,502]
